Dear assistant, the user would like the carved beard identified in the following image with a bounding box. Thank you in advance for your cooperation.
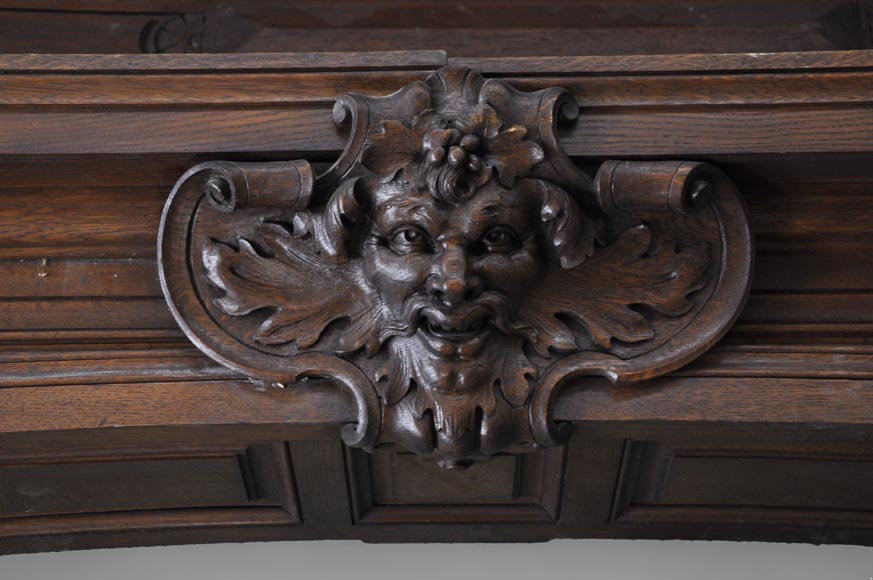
[373,291,539,465]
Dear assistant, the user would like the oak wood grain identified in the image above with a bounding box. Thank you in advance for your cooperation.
[1,46,873,551]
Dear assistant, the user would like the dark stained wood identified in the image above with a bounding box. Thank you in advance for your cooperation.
[612,438,873,528]
[158,65,751,468]
[0,380,352,434]
[0,455,251,516]
[1,1,869,56]
[0,51,448,71]
[347,446,564,523]
[556,377,873,426]
[1,46,872,552]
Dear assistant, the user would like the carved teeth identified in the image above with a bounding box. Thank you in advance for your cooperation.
[422,313,488,341]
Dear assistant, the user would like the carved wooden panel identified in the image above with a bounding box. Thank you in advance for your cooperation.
[0,442,300,525]
[8,49,873,552]
[611,439,873,529]
[0,456,249,517]
[347,447,563,523]
[158,65,752,469]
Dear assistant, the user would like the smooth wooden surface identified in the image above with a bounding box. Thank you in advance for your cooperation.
[1,48,873,551]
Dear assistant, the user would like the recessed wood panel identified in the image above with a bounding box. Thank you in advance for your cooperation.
[0,442,300,523]
[2,48,873,551]
[370,452,520,504]
[612,440,873,527]
[0,456,249,517]
[347,447,564,524]
[656,455,873,510]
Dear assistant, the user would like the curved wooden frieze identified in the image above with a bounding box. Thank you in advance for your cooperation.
[158,66,752,469]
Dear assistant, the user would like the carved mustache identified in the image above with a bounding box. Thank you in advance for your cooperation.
[379,291,536,343]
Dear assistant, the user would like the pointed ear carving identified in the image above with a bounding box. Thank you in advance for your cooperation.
[292,177,369,264]
[158,66,753,469]
[522,178,595,269]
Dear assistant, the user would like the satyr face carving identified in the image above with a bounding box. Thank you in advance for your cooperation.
[355,173,590,467]
[324,79,595,465]
[161,66,750,469]
[362,180,545,359]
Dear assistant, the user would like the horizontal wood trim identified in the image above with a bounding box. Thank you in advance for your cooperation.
[450,50,873,75]
[0,51,448,73]
[556,377,873,426]
[0,380,353,433]
[0,298,175,331]
[0,154,206,189]
[753,250,873,291]
[0,187,165,259]
[561,108,873,156]
[615,505,873,528]
[356,504,553,524]
[0,259,160,298]
[0,347,204,362]
[1,52,872,158]
[0,506,298,539]
[3,354,873,430]
[676,350,873,380]
[508,72,873,108]
[236,27,838,58]
[738,293,873,325]
[3,344,871,387]
[0,329,186,344]
[0,109,342,155]
[0,355,238,387]
[5,107,870,156]
[0,72,446,107]
[4,71,873,109]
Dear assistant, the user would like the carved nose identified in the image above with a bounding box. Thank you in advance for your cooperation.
[429,248,483,305]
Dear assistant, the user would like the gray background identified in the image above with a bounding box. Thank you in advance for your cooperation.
[2,540,872,579]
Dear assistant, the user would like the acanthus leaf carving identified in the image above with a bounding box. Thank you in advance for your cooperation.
[520,223,710,354]
[201,227,382,352]
[159,66,752,469]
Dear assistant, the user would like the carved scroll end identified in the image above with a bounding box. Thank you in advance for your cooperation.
[478,75,594,204]
[318,81,433,194]
[193,160,315,212]
[159,66,754,470]
[594,160,724,214]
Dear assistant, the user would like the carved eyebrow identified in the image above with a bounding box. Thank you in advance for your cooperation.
[473,201,526,221]
[466,201,532,236]
[479,204,503,219]
[480,198,524,214]
[373,199,439,230]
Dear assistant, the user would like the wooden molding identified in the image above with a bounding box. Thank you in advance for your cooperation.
[3,48,873,552]
[157,66,752,468]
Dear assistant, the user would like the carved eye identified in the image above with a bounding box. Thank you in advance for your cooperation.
[388,225,432,254]
[477,226,519,254]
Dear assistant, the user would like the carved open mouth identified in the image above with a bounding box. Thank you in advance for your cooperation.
[419,308,491,343]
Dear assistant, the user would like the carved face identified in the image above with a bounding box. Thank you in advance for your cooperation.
[361,180,546,360]
[177,65,727,470]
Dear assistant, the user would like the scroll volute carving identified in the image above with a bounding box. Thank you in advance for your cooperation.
[159,67,752,469]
